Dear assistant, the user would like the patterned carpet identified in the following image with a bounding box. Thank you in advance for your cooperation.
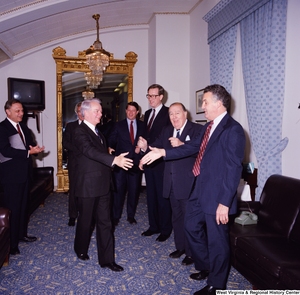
[0,190,252,294]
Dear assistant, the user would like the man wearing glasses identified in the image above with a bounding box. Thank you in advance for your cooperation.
[140,84,172,242]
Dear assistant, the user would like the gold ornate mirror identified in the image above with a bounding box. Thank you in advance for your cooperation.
[53,46,138,192]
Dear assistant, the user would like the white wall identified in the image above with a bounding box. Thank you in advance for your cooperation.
[189,0,219,121]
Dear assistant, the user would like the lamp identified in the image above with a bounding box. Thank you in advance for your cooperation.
[85,14,110,77]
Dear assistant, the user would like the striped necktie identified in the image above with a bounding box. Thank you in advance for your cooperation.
[192,121,214,176]
[147,109,155,132]
[17,124,26,146]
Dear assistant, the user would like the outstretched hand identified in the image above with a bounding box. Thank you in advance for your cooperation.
[113,152,133,170]
[140,146,166,165]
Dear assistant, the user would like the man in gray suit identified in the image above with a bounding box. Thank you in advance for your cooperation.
[72,98,133,272]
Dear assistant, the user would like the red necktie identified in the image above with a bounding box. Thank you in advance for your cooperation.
[192,121,214,176]
[147,109,155,132]
[17,124,26,146]
[130,121,134,144]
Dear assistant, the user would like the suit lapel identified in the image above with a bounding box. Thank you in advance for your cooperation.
[122,120,131,143]
[205,114,229,153]
[82,122,106,147]
[180,121,192,141]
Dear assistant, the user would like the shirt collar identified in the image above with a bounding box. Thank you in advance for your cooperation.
[83,120,97,133]
[173,119,188,136]
[7,117,19,129]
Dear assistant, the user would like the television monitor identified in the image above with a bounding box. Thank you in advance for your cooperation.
[7,77,45,111]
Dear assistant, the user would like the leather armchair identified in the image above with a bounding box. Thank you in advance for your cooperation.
[0,207,10,268]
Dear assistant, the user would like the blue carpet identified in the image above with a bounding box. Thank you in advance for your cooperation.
[0,191,252,294]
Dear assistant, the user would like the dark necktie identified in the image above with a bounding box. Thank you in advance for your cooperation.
[130,121,134,144]
[192,121,214,176]
[147,109,155,132]
[95,128,103,144]
[176,129,180,138]
[17,124,26,146]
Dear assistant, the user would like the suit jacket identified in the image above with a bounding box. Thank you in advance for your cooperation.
[151,120,203,200]
[108,119,145,167]
[73,122,115,198]
[0,118,35,183]
[62,120,80,170]
[166,113,245,214]
[143,105,171,170]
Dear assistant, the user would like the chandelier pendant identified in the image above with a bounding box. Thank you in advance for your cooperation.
[85,14,110,78]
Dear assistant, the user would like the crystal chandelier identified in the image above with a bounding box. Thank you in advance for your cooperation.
[82,87,95,99]
[84,71,103,89]
[85,14,110,77]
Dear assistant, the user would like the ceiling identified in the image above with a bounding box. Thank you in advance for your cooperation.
[0,0,201,64]
[0,0,203,99]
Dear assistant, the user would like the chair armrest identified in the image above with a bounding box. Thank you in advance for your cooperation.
[33,167,54,178]
[0,207,10,228]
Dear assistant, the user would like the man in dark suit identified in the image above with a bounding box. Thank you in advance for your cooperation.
[108,102,145,225]
[72,98,133,272]
[98,113,114,141]
[141,85,246,294]
[62,101,84,226]
[138,102,203,265]
[0,99,45,255]
[141,84,172,242]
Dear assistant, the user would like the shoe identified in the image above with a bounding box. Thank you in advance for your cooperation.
[141,229,159,236]
[10,247,20,255]
[169,249,185,258]
[190,270,209,281]
[156,234,170,242]
[181,256,194,265]
[77,253,90,261]
[194,285,217,295]
[101,262,124,272]
[127,217,137,224]
[68,218,76,226]
[20,236,37,242]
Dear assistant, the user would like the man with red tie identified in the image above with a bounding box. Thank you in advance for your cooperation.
[108,102,145,225]
[141,85,246,294]
[0,99,45,255]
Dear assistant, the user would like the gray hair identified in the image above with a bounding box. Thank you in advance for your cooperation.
[80,98,101,118]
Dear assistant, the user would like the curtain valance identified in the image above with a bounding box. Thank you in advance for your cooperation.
[203,0,270,43]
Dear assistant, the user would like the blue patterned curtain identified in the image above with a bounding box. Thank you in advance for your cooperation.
[240,0,288,199]
[210,25,237,91]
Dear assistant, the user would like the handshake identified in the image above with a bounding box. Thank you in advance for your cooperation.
[137,136,167,170]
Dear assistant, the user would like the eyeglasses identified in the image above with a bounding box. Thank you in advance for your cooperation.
[146,94,160,99]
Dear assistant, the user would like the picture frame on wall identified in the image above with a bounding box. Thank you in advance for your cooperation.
[195,119,207,125]
[196,89,205,114]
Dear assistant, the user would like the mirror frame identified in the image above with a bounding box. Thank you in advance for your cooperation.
[52,46,138,192]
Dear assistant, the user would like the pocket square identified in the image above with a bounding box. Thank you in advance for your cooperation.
[185,135,190,141]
